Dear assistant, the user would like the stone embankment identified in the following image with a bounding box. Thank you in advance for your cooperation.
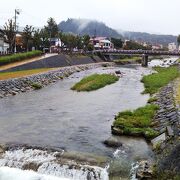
[137,81,180,179]
[0,62,114,99]
[152,83,179,135]
[151,82,180,178]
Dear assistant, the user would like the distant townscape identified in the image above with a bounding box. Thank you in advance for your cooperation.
[0,17,179,55]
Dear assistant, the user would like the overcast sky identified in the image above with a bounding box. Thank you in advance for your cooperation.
[0,0,179,35]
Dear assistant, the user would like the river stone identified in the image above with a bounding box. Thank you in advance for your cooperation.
[22,162,41,171]
[151,133,166,147]
[136,160,153,179]
[104,137,122,148]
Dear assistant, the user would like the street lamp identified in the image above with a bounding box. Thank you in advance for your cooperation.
[14,9,21,53]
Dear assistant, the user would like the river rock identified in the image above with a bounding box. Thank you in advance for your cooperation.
[136,160,153,179]
[0,62,114,99]
[104,137,122,148]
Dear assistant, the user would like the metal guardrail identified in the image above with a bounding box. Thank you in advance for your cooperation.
[90,50,180,56]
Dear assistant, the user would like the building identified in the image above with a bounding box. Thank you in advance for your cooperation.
[0,29,9,54]
[90,37,114,50]
[168,42,177,51]
[49,38,62,53]
[152,44,163,50]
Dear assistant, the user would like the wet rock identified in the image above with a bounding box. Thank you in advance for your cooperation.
[151,133,166,147]
[22,162,41,171]
[0,144,6,156]
[104,137,122,148]
[115,70,121,75]
[11,91,17,95]
[136,161,153,179]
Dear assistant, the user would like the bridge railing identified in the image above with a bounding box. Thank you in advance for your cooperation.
[91,49,180,56]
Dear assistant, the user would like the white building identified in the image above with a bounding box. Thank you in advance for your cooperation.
[0,37,9,54]
[168,42,177,51]
[90,37,114,49]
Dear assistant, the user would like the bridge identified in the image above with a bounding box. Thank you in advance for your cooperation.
[91,50,180,66]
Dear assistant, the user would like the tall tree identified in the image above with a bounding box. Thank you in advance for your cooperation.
[22,25,34,51]
[82,34,90,51]
[33,29,42,50]
[177,35,180,48]
[3,19,16,53]
[111,38,123,49]
[44,17,59,39]
[40,28,50,48]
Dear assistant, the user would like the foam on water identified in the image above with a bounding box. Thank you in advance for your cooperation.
[0,148,109,180]
[0,166,69,180]
[148,57,178,67]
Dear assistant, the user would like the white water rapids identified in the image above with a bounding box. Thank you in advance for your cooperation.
[0,148,109,180]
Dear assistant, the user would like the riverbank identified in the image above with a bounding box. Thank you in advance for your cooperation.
[150,80,180,179]
[0,62,114,99]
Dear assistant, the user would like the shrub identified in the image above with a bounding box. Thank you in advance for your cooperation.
[0,50,42,66]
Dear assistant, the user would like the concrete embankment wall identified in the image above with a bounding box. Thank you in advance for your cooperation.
[0,62,114,98]
[2,54,104,72]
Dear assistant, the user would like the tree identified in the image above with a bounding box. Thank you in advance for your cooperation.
[123,40,149,50]
[22,25,34,51]
[3,19,16,53]
[40,28,50,48]
[33,29,42,50]
[111,38,123,49]
[82,34,90,51]
[44,17,59,39]
[177,35,180,48]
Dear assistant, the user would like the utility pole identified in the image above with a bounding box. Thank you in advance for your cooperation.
[14,9,20,53]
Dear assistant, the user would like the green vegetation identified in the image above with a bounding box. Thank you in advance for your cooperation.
[113,104,159,139]
[142,66,180,95]
[113,56,141,63]
[147,97,158,103]
[0,50,42,66]
[175,78,180,104]
[71,73,119,91]
[31,82,42,90]
[0,68,55,80]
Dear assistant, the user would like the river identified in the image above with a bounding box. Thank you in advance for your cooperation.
[0,59,176,179]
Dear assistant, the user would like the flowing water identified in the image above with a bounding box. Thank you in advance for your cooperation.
[0,59,175,180]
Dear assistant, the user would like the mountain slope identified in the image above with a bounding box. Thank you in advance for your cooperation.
[59,18,177,45]
[122,31,177,45]
[58,18,122,38]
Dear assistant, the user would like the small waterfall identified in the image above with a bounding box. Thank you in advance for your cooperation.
[0,148,109,180]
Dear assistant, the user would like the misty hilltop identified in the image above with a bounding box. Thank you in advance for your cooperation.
[122,31,177,45]
[58,18,122,38]
[58,18,177,45]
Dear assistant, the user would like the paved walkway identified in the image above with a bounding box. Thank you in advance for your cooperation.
[0,53,58,72]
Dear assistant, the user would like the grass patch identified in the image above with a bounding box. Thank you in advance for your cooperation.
[142,66,180,95]
[0,50,42,66]
[0,68,54,80]
[31,82,42,90]
[113,104,159,139]
[71,73,119,91]
[147,97,158,103]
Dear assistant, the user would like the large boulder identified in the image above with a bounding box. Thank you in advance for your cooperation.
[103,137,122,148]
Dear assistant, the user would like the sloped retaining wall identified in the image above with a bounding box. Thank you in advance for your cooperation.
[152,82,180,177]
[0,62,114,99]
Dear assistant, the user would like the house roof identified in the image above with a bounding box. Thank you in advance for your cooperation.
[90,37,109,41]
